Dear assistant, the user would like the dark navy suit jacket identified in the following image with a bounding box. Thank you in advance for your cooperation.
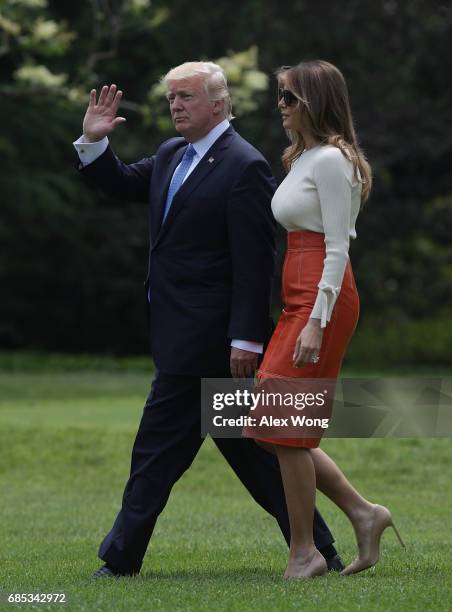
[80,125,277,376]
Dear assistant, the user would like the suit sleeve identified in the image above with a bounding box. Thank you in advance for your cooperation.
[226,159,277,343]
[78,144,155,204]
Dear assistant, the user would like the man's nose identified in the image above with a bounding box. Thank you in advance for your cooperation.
[172,96,184,110]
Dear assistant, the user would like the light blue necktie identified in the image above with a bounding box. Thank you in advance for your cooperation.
[163,144,196,222]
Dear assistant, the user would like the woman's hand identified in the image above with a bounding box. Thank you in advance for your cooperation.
[293,318,323,367]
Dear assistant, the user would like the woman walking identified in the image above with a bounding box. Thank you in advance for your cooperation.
[245,60,404,578]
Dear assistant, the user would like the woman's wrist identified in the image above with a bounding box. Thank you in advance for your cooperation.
[308,317,322,329]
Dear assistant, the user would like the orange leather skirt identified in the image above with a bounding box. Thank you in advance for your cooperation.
[248,230,359,448]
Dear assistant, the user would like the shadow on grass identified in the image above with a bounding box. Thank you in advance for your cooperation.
[139,567,341,581]
[145,568,272,580]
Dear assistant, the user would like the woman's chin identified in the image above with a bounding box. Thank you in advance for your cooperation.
[281,117,291,129]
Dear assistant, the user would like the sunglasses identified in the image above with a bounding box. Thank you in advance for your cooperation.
[278,88,298,106]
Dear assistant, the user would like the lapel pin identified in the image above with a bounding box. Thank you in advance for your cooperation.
[208,157,214,163]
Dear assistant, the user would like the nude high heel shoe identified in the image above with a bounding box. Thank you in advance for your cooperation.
[341,504,405,576]
[284,549,328,579]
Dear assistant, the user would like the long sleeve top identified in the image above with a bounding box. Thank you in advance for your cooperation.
[271,144,362,327]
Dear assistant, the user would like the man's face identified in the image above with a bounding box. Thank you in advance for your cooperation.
[166,76,222,141]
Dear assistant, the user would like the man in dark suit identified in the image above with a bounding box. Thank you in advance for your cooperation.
[74,61,342,576]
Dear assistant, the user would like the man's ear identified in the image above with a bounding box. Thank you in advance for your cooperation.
[212,98,225,116]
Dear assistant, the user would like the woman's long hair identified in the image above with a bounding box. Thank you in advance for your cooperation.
[278,60,372,202]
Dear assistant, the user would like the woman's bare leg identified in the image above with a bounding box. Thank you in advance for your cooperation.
[257,441,395,573]
[310,448,374,521]
[310,448,392,568]
[274,445,327,578]
[259,443,374,523]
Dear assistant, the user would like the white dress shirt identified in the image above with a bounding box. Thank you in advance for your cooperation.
[73,120,263,354]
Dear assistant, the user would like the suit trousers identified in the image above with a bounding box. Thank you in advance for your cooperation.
[98,371,335,573]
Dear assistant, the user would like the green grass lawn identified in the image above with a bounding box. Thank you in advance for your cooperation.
[0,369,451,611]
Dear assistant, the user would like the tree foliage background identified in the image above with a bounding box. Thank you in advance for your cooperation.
[1,0,451,366]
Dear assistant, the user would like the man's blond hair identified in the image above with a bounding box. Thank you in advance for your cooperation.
[162,61,233,120]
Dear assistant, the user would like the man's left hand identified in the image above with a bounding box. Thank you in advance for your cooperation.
[230,347,259,379]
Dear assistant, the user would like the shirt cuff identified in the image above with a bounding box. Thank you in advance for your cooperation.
[73,135,109,166]
[310,281,341,328]
[231,339,263,354]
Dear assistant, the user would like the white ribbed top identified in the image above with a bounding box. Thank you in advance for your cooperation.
[271,144,362,327]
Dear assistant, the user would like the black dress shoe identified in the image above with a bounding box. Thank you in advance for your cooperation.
[93,564,138,578]
[93,564,118,578]
[326,554,345,572]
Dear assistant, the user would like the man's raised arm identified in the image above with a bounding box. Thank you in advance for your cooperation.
[73,84,153,203]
